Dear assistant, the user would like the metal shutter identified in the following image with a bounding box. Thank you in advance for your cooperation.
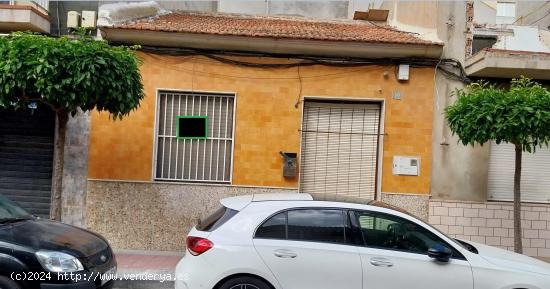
[299,101,381,200]
[488,141,550,203]
[0,106,55,217]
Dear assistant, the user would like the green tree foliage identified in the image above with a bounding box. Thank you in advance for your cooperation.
[446,77,550,253]
[0,32,143,118]
[0,32,144,220]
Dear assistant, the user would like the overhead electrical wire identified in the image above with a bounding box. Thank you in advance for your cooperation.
[137,45,471,84]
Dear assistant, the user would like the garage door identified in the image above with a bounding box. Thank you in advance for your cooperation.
[299,100,381,200]
[0,106,55,217]
[488,141,550,203]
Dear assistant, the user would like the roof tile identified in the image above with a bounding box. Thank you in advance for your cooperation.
[110,11,439,46]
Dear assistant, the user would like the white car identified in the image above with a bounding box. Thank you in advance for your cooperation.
[175,193,550,289]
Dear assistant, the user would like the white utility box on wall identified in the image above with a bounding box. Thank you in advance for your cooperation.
[392,156,420,176]
[67,11,80,28]
[397,64,410,80]
[82,11,97,28]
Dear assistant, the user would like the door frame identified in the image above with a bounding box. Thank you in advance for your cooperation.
[298,96,386,200]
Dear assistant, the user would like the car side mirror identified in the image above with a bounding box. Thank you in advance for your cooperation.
[428,245,452,262]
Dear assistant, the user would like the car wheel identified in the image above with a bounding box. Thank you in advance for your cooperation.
[218,276,272,289]
[0,276,21,289]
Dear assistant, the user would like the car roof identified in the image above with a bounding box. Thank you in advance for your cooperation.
[220,193,313,211]
[221,193,417,218]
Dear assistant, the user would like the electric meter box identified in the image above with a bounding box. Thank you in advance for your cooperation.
[81,11,97,28]
[67,11,80,28]
[392,156,420,176]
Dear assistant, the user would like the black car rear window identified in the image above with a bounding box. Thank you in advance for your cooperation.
[196,206,238,232]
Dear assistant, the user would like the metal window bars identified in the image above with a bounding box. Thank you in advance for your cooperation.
[155,91,235,183]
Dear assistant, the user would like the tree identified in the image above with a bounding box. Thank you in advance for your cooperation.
[0,32,144,220]
[445,77,550,253]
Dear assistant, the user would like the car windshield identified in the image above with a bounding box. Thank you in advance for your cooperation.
[0,195,32,223]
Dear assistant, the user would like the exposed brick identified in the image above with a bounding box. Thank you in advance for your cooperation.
[525,248,538,257]
[522,239,531,247]
[524,211,540,220]
[479,209,494,218]
[455,235,470,241]
[464,208,479,218]
[546,239,550,249]
[457,203,472,208]
[433,207,449,216]
[471,236,486,244]
[501,205,513,211]
[479,227,494,236]
[430,201,442,207]
[487,218,502,228]
[521,220,532,229]
[539,212,550,220]
[540,230,550,239]
[456,217,472,226]
[494,228,508,237]
[449,207,464,217]
[532,220,547,230]
[523,229,539,239]
[537,248,550,257]
[487,204,502,210]
[472,218,487,227]
[494,210,509,219]
[471,203,487,209]
[486,237,501,246]
[448,226,464,235]
[502,219,513,228]
[501,237,513,247]
[532,206,547,212]
[429,215,441,225]
[531,239,545,248]
[464,226,479,236]
[441,216,456,226]
[442,202,457,208]
[434,224,449,233]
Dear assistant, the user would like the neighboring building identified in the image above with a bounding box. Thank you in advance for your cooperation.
[0,0,53,218]
[0,0,49,33]
[86,6,444,251]
[378,0,550,257]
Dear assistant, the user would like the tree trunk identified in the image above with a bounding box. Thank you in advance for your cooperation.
[50,111,68,221]
[513,143,523,254]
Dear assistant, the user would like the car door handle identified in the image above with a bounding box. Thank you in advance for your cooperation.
[370,257,393,267]
[274,249,297,258]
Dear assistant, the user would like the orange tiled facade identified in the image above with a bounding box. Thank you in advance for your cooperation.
[88,52,435,194]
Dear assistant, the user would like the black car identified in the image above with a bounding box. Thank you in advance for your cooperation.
[0,194,116,289]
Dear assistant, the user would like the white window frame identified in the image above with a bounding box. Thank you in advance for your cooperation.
[152,88,237,184]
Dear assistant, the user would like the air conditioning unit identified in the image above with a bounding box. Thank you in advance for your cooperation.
[392,156,420,176]
[67,11,81,28]
[81,11,97,28]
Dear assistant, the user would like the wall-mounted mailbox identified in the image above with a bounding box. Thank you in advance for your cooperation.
[392,156,420,176]
[280,152,297,178]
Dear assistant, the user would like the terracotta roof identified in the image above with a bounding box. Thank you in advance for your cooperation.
[109,11,440,46]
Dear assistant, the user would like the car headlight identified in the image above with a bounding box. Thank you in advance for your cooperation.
[35,250,84,272]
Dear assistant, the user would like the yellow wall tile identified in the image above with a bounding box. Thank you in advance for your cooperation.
[88,52,435,194]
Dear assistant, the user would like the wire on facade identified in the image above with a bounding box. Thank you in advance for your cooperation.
[137,45,471,84]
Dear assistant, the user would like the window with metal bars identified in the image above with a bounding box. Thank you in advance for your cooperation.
[155,91,235,183]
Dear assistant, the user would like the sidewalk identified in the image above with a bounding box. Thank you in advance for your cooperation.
[113,250,183,289]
